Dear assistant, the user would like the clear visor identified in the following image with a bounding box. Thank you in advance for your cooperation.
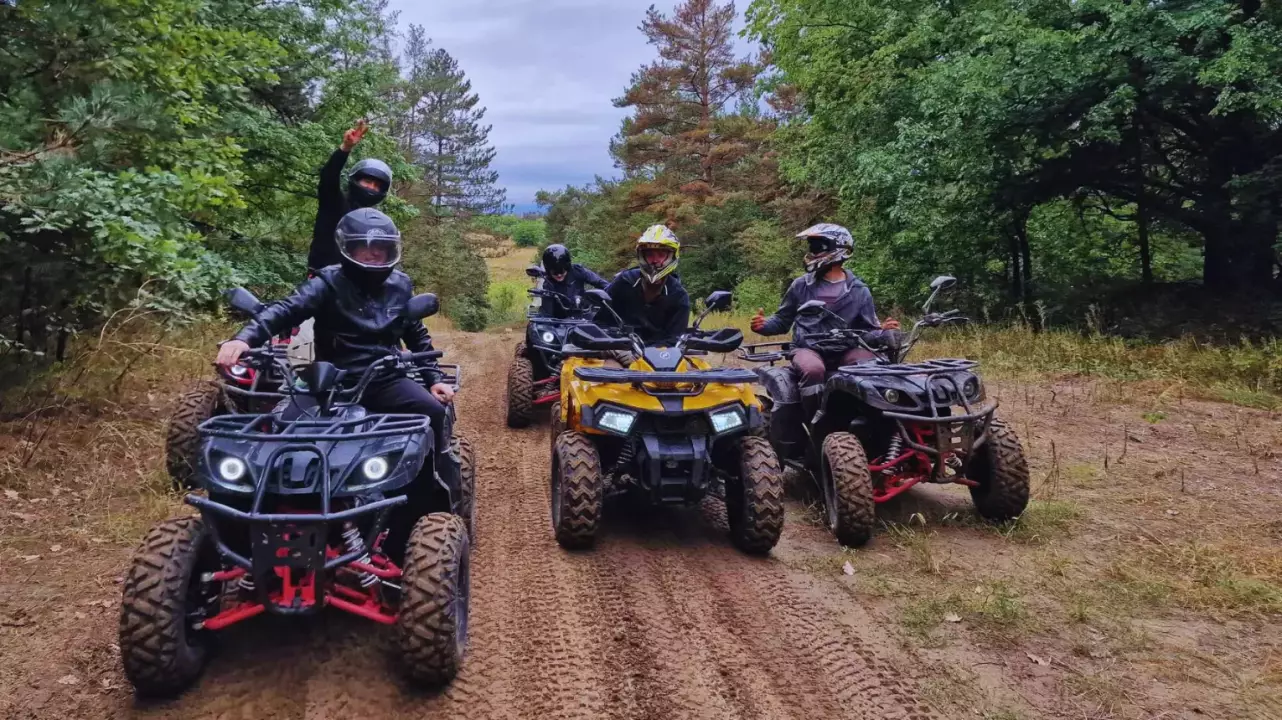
[638,245,674,269]
[339,236,402,269]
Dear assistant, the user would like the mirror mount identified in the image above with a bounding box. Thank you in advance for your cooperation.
[922,275,957,314]
[692,290,733,329]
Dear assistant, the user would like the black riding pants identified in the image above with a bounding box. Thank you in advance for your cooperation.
[361,375,449,455]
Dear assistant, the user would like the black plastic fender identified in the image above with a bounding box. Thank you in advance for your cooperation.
[755,365,804,460]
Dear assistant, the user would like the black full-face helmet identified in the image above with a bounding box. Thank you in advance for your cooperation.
[335,208,401,284]
[347,158,392,209]
[542,244,572,279]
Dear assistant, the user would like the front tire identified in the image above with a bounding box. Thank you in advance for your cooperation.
[968,419,1031,521]
[820,433,876,547]
[550,431,603,549]
[119,516,213,697]
[505,356,536,428]
[165,384,223,491]
[726,436,785,555]
[397,513,470,687]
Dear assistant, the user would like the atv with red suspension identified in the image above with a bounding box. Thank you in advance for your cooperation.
[741,275,1029,547]
[120,292,472,697]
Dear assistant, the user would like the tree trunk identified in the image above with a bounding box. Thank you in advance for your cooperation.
[1006,223,1023,306]
[1016,211,1034,313]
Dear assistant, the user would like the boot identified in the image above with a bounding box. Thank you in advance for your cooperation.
[801,392,821,426]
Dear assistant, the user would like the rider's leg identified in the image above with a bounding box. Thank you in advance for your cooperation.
[360,376,456,560]
[791,348,826,421]
[836,347,877,366]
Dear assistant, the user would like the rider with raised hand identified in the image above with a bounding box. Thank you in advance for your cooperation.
[750,223,900,418]
[539,243,607,318]
[307,120,395,274]
[217,209,459,547]
[602,224,691,350]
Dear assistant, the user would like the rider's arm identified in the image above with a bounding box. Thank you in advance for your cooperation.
[847,285,882,332]
[402,319,445,387]
[757,281,799,336]
[598,273,628,329]
[232,277,329,346]
[576,264,609,289]
[318,147,349,210]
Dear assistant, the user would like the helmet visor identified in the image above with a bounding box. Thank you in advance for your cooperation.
[637,245,677,283]
[339,235,402,269]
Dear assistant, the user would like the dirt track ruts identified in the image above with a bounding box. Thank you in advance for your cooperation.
[99,330,942,720]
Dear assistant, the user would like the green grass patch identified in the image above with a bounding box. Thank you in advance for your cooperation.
[995,499,1084,543]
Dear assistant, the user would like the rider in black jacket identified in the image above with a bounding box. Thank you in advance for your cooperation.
[218,209,457,502]
[539,244,607,318]
[307,121,394,273]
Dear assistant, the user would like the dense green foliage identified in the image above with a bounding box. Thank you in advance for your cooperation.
[539,0,1282,331]
[470,214,547,248]
[0,0,506,366]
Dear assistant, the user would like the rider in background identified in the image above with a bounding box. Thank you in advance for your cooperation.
[307,120,394,274]
[751,223,899,419]
[602,225,691,352]
[538,243,607,318]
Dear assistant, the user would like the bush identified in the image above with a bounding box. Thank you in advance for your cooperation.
[733,276,784,314]
[486,280,528,326]
[445,297,489,332]
[511,219,546,248]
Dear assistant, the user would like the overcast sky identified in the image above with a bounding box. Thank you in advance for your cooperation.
[386,0,750,213]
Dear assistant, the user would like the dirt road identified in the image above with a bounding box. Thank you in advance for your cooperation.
[2,328,940,719]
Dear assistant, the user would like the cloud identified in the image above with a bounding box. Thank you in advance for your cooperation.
[388,1,755,207]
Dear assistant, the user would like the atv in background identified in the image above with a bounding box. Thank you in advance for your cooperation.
[741,276,1030,547]
[549,289,784,555]
[505,265,597,428]
[165,289,300,490]
[120,293,473,697]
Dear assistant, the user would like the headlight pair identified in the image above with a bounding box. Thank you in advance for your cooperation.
[214,455,391,483]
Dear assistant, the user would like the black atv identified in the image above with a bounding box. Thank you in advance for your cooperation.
[165,289,299,490]
[741,275,1030,547]
[119,292,475,697]
[505,265,597,428]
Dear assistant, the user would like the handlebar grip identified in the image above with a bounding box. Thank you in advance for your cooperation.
[401,350,444,362]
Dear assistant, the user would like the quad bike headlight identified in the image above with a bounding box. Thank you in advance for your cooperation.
[218,457,247,482]
[362,456,390,481]
[229,364,249,377]
[597,408,637,435]
[962,377,982,400]
[709,406,746,434]
[540,330,557,344]
[882,388,901,404]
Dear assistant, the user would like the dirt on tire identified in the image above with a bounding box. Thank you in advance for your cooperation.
[967,418,1031,521]
[550,430,603,549]
[165,383,223,490]
[453,433,477,539]
[820,432,877,547]
[725,435,785,554]
[396,512,470,687]
[505,355,536,428]
[118,516,212,698]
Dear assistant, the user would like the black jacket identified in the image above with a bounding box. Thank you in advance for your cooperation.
[233,267,442,385]
[307,148,351,273]
[757,269,888,351]
[601,268,691,346]
[541,264,608,318]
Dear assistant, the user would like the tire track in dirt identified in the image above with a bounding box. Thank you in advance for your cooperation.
[96,328,942,720]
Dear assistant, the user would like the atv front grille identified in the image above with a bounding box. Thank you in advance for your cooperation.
[643,414,710,436]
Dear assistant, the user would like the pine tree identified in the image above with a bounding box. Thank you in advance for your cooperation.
[397,26,506,219]
[611,0,759,201]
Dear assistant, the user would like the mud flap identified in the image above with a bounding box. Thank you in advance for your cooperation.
[756,366,804,460]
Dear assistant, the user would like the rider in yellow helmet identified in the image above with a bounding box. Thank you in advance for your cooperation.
[601,224,691,347]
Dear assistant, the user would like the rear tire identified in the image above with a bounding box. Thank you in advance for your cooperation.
[165,384,223,491]
[505,356,536,428]
[550,431,603,549]
[451,434,477,540]
[397,513,470,687]
[119,516,212,697]
[726,436,785,555]
[968,419,1031,521]
[820,432,876,547]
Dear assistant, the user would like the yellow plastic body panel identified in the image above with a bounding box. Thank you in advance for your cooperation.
[558,353,760,435]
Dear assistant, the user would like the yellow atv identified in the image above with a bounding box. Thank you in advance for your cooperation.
[548,290,784,555]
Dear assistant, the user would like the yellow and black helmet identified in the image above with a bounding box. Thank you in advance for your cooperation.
[635,224,680,284]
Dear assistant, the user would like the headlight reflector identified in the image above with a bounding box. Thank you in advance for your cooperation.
[218,457,247,482]
[962,377,981,400]
[709,406,746,434]
[597,408,637,435]
[541,331,557,344]
[362,456,390,481]
[229,364,249,377]
[883,388,901,404]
